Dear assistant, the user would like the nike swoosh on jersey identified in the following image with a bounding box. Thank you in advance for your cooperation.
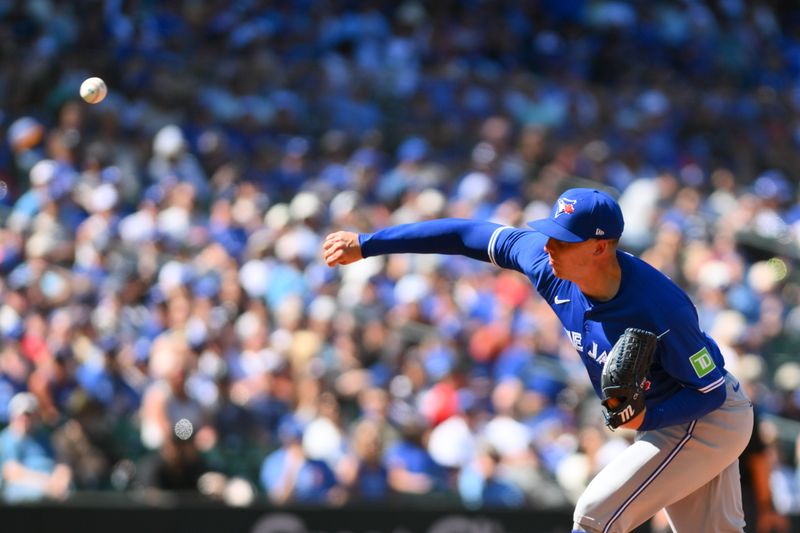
[554,296,570,304]
[732,381,740,392]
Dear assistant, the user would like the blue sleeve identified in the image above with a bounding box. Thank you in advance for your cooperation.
[639,385,725,431]
[655,301,727,394]
[359,219,502,262]
[641,289,728,429]
[489,227,549,275]
[359,219,550,282]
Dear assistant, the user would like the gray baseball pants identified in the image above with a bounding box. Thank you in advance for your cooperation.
[574,373,754,533]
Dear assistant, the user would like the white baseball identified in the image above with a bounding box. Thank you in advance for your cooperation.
[174,418,194,440]
[80,77,107,104]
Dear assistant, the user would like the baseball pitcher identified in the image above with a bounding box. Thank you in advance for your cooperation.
[323,188,753,533]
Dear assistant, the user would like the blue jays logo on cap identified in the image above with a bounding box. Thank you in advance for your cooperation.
[527,188,624,243]
[555,197,577,218]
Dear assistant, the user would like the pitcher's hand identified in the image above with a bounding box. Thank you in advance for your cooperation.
[323,231,363,266]
[603,397,646,430]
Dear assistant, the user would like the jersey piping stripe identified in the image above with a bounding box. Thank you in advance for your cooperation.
[487,226,512,267]
[698,376,725,394]
[601,420,697,533]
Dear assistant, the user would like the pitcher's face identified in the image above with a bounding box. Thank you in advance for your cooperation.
[543,237,598,281]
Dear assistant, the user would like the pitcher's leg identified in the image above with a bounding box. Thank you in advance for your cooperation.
[574,414,751,532]
[573,422,696,533]
[664,460,745,533]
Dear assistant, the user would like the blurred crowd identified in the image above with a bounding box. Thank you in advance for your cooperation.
[0,0,799,519]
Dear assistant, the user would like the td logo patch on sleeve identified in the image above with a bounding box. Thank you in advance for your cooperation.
[689,347,716,378]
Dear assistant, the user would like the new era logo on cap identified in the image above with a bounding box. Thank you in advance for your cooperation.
[527,188,624,243]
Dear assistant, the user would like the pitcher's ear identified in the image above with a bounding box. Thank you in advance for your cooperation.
[594,240,608,255]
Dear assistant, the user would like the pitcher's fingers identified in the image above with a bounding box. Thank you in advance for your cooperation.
[325,239,343,255]
[322,235,338,250]
[324,249,342,266]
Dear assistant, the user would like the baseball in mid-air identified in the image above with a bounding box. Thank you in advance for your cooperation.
[80,77,107,104]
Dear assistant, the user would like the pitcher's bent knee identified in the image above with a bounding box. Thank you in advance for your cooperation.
[573,493,608,533]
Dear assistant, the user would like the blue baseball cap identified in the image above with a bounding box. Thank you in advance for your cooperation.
[527,188,624,243]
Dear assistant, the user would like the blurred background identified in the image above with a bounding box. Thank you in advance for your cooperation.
[1,1,799,532]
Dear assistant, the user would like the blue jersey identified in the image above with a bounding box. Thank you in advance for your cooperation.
[360,218,729,430]
[487,227,727,407]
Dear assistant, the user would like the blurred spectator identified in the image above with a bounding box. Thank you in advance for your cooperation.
[0,345,30,425]
[337,418,390,503]
[135,419,209,492]
[51,398,114,490]
[741,411,791,533]
[7,159,56,233]
[260,416,343,505]
[384,405,446,497]
[148,125,210,204]
[458,442,525,509]
[210,369,266,456]
[6,116,45,187]
[769,432,800,517]
[26,333,81,426]
[139,346,215,452]
[0,392,72,502]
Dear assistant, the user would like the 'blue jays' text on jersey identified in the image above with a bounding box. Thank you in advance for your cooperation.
[487,226,727,406]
